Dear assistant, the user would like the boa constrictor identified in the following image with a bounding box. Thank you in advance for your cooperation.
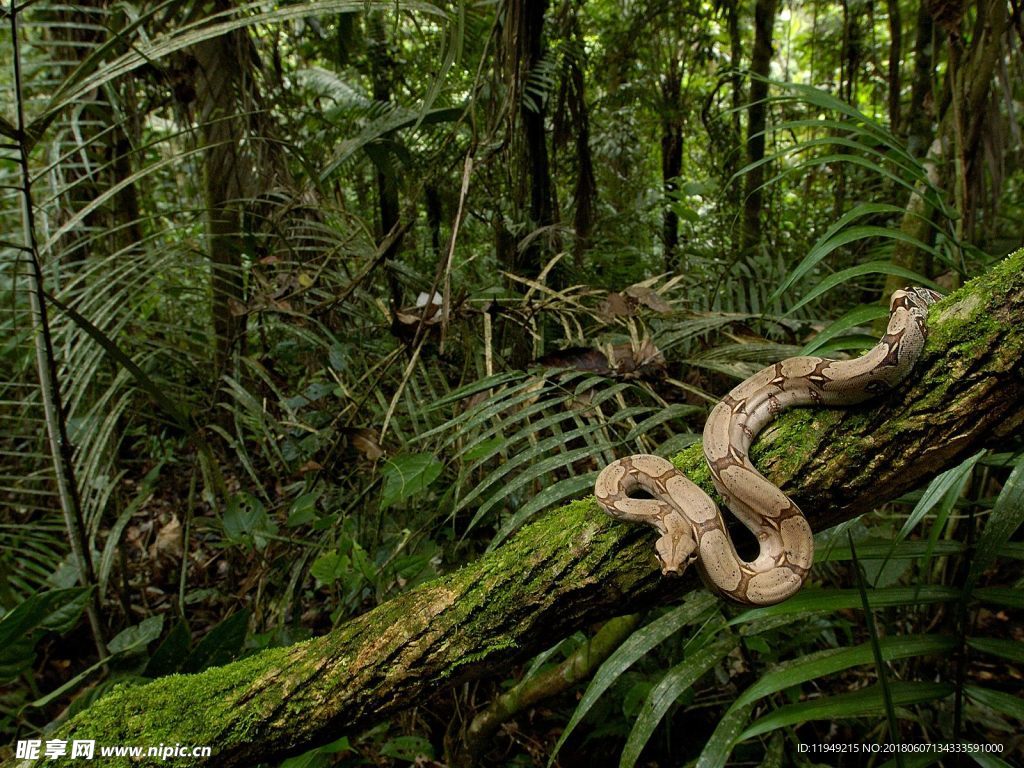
[594,287,941,606]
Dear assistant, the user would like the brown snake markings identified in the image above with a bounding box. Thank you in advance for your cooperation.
[594,287,942,606]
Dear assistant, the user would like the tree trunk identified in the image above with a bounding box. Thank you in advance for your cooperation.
[882,0,1005,300]
[906,0,938,156]
[566,11,595,268]
[887,0,902,134]
[193,20,253,375]
[497,0,556,366]
[660,56,683,271]
[833,0,863,217]
[504,0,555,279]
[31,249,1024,768]
[368,13,404,310]
[742,0,778,256]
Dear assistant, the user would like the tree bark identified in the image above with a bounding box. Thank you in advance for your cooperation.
[368,13,404,310]
[741,0,778,256]
[882,0,1006,300]
[566,12,595,268]
[32,250,1024,768]
[505,0,556,279]
[193,18,253,375]
[906,0,938,157]
[887,0,902,134]
[660,56,683,270]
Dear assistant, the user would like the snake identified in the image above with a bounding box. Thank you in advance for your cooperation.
[594,287,941,606]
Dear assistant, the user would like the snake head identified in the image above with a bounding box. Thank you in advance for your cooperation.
[894,286,944,309]
[654,528,698,576]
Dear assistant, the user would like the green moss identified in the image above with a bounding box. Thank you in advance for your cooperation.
[49,646,299,766]
[927,248,1024,353]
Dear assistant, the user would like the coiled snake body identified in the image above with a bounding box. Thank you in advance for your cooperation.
[594,288,941,606]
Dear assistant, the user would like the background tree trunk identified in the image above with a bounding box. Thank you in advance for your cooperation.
[508,0,556,279]
[193,22,252,376]
[368,13,404,310]
[742,0,779,256]
[31,249,1024,768]
[660,56,683,270]
[882,0,1005,300]
[887,0,902,134]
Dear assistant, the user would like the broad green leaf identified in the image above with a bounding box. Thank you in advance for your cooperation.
[728,586,960,626]
[739,682,953,740]
[379,735,434,761]
[965,685,1024,722]
[311,551,348,585]
[967,454,1024,589]
[0,587,91,682]
[287,491,321,528]
[620,637,736,768]
[223,492,278,548]
[801,305,890,355]
[144,620,192,677]
[788,260,940,314]
[966,638,1024,664]
[107,615,165,655]
[380,453,443,510]
[182,610,250,673]
[549,593,717,763]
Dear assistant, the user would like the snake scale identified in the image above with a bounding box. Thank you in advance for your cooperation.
[594,287,942,606]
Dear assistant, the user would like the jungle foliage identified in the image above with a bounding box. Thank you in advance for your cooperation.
[1,0,1022,765]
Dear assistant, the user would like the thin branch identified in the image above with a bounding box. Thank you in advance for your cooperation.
[9,2,106,660]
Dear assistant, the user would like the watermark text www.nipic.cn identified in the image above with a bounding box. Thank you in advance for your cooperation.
[15,740,213,761]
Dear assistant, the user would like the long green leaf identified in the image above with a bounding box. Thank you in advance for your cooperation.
[736,635,955,710]
[620,637,737,768]
[701,636,957,766]
[897,452,984,542]
[488,473,597,549]
[964,685,1024,722]
[967,454,1024,589]
[739,682,953,741]
[44,291,193,433]
[788,260,940,314]
[801,304,890,355]
[796,203,908,264]
[966,638,1024,664]
[549,593,717,764]
[968,754,1017,768]
[728,586,960,626]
